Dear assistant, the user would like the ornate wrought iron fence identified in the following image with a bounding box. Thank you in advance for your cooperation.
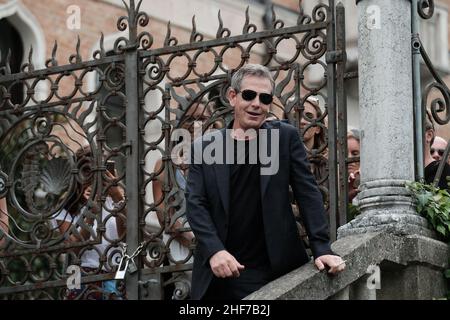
[0,0,347,299]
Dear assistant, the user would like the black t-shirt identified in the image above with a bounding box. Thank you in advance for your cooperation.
[424,160,450,190]
[225,137,271,269]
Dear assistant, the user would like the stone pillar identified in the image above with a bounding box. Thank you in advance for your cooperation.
[338,0,433,238]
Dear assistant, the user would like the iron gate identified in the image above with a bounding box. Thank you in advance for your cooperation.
[0,0,348,299]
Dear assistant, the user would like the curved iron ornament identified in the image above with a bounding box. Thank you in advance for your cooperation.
[418,0,435,19]
[115,0,151,52]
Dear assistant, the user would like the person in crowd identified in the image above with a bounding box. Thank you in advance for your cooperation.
[424,114,450,190]
[54,145,126,299]
[347,129,360,203]
[430,135,448,162]
[152,96,225,299]
[299,97,328,183]
[185,64,345,300]
[292,96,328,250]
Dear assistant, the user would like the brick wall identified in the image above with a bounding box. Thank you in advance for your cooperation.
[272,0,300,11]
[8,0,249,95]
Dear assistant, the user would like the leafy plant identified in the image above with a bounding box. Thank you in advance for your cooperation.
[406,181,450,299]
[347,203,361,221]
[406,181,450,242]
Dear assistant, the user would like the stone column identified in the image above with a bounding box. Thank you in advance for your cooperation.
[338,0,433,238]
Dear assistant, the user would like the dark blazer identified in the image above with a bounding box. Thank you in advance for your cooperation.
[185,120,333,299]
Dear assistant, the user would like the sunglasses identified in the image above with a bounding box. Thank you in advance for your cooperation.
[431,148,445,157]
[237,89,273,105]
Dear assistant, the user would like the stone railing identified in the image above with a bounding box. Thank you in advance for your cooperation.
[245,232,449,300]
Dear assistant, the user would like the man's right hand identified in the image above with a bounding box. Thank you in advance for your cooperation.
[209,250,245,278]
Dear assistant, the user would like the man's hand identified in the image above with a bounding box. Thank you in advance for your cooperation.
[209,250,245,278]
[314,255,346,275]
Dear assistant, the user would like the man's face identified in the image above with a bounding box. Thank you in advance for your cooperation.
[347,137,360,174]
[431,137,448,161]
[299,102,321,144]
[228,75,272,131]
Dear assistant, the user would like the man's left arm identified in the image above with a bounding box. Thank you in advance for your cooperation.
[288,127,345,274]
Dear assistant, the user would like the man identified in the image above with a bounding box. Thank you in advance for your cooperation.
[430,136,448,162]
[347,129,361,203]
[424,115,450,189]
[185,64,345,300]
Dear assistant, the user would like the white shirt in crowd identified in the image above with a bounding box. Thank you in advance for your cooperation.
[53,197,120,270]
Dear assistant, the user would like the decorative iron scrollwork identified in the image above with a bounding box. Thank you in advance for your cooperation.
[418,0,435,19]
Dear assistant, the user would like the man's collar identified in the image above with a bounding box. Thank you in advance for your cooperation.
[226,119,270,130]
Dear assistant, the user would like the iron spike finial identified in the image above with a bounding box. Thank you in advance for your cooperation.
[297,0,309,25]
[93,33,106,59]
[164,21,178,47]
[100,32,106,57]
[216,10,223,38]
[76,35,82,63]
[25,45,35,72]
[164,21,171,46]
[243,6,250,34]
[69,36,82,64]
[216,10,230,39]
[49,40,58,67]
[190,15,203,43]
[121,0,130,16]
[243,6,257,34]
[270,4,284,30]
[136,0,143,13]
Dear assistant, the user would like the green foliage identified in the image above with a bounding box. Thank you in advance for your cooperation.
[406,180,450,299]
[347,203,361,221]
[406,181,450,242]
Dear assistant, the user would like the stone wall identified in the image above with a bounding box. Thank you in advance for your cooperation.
[246,232,449,300]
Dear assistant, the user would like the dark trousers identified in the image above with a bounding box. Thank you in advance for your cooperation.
[202,267,274,300]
